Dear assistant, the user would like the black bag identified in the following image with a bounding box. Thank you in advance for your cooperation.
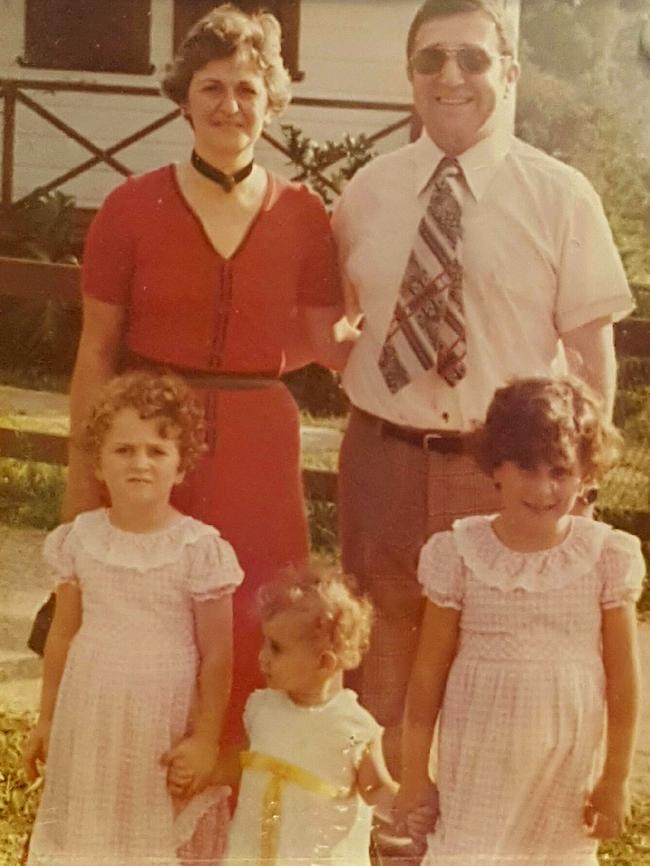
[27,592,56,656]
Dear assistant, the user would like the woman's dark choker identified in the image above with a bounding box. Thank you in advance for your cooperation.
[190,150,254,192]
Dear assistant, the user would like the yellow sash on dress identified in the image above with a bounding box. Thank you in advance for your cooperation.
[240,750,351,865]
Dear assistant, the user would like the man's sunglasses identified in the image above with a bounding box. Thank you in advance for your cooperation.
[410,45,508,76]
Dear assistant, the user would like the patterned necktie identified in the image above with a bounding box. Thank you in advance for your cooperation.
[378,156,466,393]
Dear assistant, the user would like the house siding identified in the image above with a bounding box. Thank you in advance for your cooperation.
[1,0,519,207]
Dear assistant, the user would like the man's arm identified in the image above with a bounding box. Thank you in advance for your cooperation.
[562,316,617,418]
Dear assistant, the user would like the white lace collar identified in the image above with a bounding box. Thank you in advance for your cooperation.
[72,508,218,572]
[454,515,611,592]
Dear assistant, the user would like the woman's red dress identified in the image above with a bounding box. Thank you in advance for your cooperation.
[82,166,341,740]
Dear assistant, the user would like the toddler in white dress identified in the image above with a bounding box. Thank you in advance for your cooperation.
[397,376,645,866]
[220,570,399,865]
[23,371,244,866]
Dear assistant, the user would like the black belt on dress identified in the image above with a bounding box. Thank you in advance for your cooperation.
[123,351,281,390]
[355,406,464,454]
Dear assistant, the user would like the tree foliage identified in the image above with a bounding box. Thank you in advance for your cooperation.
[280,124,375,207]
[517,0,650,288]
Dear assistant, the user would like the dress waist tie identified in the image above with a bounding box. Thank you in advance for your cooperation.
[240,749,350,865]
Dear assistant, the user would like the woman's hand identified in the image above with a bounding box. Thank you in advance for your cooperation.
[584,776,630,839]
[23,720,51,781]
[161,734,219,799]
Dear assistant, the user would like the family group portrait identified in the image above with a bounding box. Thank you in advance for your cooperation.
[0,0,649,864]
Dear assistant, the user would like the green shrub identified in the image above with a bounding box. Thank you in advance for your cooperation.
[0,191,81,373]
[0,459,65,529]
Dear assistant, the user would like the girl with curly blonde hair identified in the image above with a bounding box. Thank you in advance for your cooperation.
[25,371,243,865]
[219,569,399,865]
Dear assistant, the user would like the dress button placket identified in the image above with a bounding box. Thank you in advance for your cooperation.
[205,262,234,454]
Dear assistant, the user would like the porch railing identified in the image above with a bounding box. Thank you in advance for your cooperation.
[0,77,412,207]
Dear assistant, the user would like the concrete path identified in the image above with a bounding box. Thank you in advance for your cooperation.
[0,525,50,712]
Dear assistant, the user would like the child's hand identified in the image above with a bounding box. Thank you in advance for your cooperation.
[407,795,439,845]
[23,721,51,781]
[393,780,439,837]
[584,776,629,839]
[161,734,219,799]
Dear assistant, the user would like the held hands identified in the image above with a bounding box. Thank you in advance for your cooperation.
[584,776,630,839]
[23,720,51,781]
[161,734,219,800]
[393,780,439,851]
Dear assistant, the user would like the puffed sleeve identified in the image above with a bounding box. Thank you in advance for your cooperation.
[417,530,465,610]
[350,705,383,768]
[242,689,266,737]
[81,178,136,306]
[43,523,79,587]
[296,186,343,307]
[186,531,244,601]
[600,529,645,609]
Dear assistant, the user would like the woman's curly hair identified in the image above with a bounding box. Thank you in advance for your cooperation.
[161,3,291,116]
[257,568,374,672]
[82,371,207,473]
[466,376,622,483]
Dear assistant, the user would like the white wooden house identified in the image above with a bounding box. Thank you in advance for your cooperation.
[0,0,519,209]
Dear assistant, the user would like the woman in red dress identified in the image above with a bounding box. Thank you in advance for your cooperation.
[62,4,351,746]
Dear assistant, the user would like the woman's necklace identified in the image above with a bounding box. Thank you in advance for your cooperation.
[190,150,254,193]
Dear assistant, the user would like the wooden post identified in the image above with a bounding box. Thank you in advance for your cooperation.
[1,80,17,206]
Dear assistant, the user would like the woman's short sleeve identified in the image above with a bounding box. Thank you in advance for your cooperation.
[600,529,645,609]
[43,523,79,587]
[81,179,136,306]
[187,531,244,601]
[417,530,465,610]
[296,187,343,308]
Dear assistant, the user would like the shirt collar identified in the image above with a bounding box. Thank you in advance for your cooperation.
[413,129,513,201]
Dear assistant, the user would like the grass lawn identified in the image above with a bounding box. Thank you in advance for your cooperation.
[1,709,649,865]
[1,381,649,862]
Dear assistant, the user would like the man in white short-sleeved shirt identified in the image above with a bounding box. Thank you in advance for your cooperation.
[332,0,634,772]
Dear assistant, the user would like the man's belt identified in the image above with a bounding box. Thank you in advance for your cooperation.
[355,406,464,454]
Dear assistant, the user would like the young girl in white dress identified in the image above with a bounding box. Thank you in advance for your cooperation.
[220,570,399,865]
[397,376,645,866]
[23,371,244,866]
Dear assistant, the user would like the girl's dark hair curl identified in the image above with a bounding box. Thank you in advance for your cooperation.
[465,376,621,483]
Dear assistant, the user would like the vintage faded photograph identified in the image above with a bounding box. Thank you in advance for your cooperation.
[1,1,649,864]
